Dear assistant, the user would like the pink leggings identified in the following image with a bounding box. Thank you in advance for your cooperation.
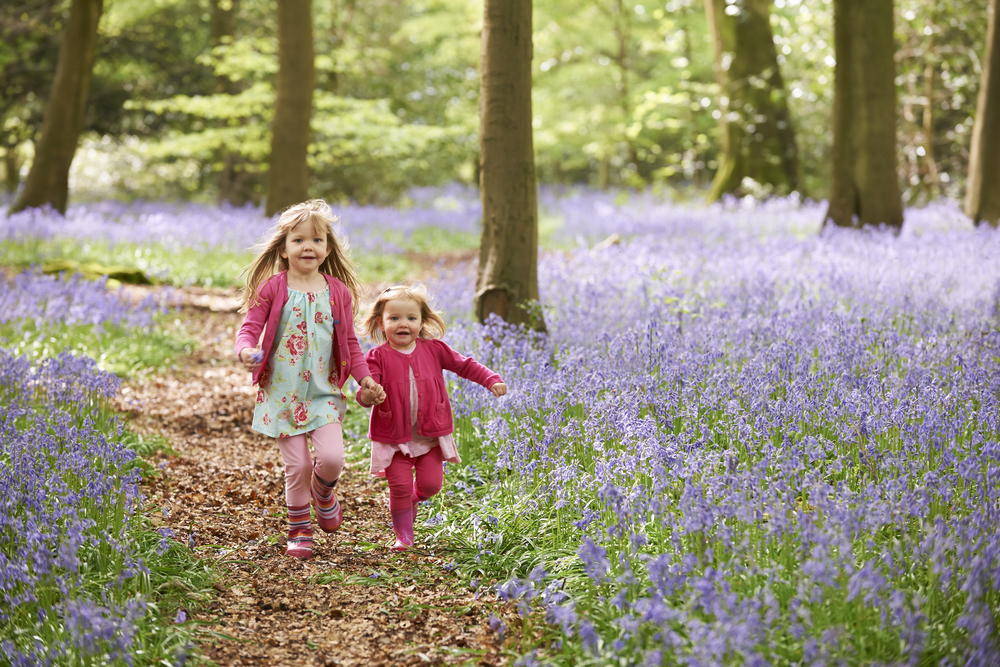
[385,446,444,512]
[277,423,344,507]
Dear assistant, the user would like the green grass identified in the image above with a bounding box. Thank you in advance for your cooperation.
[0,229,466,288]
[0,316,193,379]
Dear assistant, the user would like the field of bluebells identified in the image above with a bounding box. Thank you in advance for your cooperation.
[0,186,486,288]
[0,267,209,663]
[420,195,1000,666]
[4,188,999,665]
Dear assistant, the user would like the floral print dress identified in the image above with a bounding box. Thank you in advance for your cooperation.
[252,287,346,438]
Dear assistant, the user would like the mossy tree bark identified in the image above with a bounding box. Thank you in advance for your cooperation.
[965,0,1000,227]
[9,0,103,216]
[475,0,545,331]
[704,0,799,203]
[265,0,314,217]
[824,0,903,229]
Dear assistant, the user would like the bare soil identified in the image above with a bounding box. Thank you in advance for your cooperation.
[118,286,513,667]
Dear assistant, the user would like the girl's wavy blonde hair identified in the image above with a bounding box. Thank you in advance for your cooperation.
[362,284,447,344]
[237,200,362,316]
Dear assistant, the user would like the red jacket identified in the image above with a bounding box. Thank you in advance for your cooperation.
[360,338,502,444]
[234,272,371,388]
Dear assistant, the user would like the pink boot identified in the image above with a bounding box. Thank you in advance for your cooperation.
[286,504,313,559]
[411,485,420,528]
[311,471,342,533]
[390,507,414,551]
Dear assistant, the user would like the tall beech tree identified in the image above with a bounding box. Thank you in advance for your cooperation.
[10,0,103,215]
[703,0,799,202]
[475,0,545,331]
[966,0,1000,226]
[824,0,903,229]
[265,0,314,217]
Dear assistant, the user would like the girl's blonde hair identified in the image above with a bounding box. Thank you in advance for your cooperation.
[363,284,447,344]
[238,200,362,316]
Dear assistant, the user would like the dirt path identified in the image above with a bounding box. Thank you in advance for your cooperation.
[119,287,510,667]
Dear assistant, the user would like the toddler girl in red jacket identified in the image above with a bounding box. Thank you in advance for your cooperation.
[359,285,507,551]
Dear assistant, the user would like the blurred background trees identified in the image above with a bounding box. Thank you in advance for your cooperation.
[965,0,999,226]
[703,0,798,203]
[8,0,103,214]
[825,0,903,229]
[0,0,994,212]
[476,0,544,330]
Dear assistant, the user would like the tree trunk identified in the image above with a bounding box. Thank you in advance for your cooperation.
[211,0,258,207]
[704,0,799,202]
[3,141,20,193]
[475,0,545,331]
[921,11,940,197]
[9,0,103,215]
[265,0,314,217]
[966,0,1000,227]
[825,0,903,229]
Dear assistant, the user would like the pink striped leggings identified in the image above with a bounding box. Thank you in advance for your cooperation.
[277,423,344,507]
[385,446,444,512]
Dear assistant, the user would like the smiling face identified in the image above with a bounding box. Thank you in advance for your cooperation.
[379,297,424,350]
[280,220,331,279]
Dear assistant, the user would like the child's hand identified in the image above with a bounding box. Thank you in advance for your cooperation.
[490,382,507,397]
[240,347,264,371]
[359,378,386,406]
[359,386,386,406]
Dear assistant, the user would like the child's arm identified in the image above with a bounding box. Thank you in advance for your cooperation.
[234,284,273,367]
[341,289,374,384]
[432,339,504,392]
[356,350,385,407]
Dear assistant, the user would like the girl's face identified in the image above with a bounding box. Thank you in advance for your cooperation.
[380,297,423,350]
[281,220,331,279]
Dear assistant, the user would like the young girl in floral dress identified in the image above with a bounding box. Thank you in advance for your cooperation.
[235,200,385,559]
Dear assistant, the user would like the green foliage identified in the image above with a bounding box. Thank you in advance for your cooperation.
[0,315,192,379]
[4,0,993,203]
[533,0,718,188]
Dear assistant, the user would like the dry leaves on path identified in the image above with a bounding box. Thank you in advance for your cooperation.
[117,286,516,667]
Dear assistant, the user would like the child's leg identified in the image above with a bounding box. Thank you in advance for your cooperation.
[384,452,417,550]
[311,422,345,482]
[277,434,313,558]
[309,423,344,532]
[412,445,445,514]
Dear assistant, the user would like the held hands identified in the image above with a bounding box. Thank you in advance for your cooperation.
[239,347,264,371]
[490,382,508,397]
[358,376,386,406]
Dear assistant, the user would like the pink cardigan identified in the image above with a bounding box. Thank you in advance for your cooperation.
[359,338,502,445]
[234,272,371,388]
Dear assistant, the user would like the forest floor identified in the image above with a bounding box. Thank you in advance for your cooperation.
[117,282,514,667]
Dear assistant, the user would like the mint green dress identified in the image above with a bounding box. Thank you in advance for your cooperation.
[252,287,346,438]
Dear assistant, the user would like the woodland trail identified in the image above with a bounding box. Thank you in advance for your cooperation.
[118,286,511,667]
